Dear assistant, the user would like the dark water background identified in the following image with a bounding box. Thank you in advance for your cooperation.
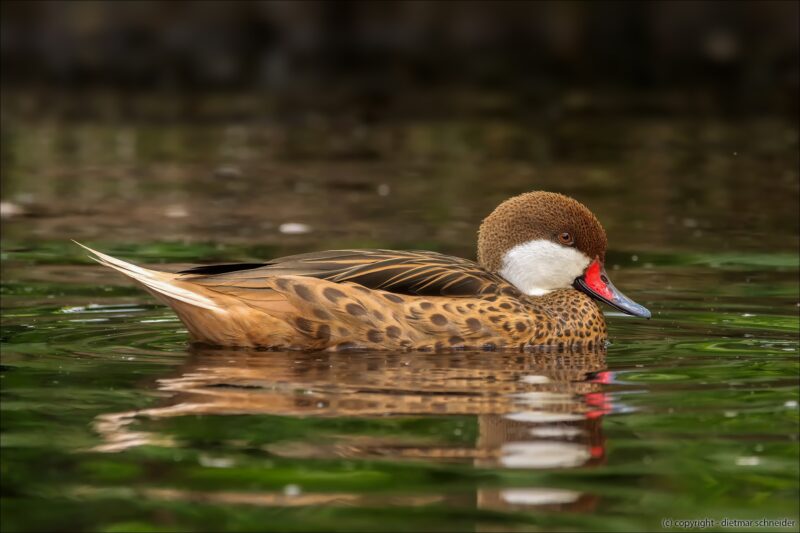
[1,89,798,532]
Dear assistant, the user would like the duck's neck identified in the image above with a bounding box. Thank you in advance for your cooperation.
[532,289,607,339]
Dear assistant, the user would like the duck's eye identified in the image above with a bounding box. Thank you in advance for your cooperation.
[558,232,574,245]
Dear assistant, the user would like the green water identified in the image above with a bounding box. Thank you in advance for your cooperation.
[1,94,799,532]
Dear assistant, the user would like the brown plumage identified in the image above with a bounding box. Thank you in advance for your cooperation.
[478,192,607,270]
[77,191,650,351]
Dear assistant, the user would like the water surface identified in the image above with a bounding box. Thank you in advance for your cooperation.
[2,93,798,531]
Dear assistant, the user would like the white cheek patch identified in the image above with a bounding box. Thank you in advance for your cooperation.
[499,240,592,296]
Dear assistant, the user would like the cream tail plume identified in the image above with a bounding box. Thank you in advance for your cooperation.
[73,241,225,313]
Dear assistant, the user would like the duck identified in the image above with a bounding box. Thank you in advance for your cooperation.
[76,191,650,352]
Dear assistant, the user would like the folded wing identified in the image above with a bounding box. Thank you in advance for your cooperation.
[180,249,514,298]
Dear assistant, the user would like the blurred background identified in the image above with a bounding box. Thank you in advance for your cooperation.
[1,0,798,261]
[1,1,798,111]
[0,0,798,253]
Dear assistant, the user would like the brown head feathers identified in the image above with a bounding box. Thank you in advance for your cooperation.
[477,191,608,272]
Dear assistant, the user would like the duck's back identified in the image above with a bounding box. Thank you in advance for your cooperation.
[179,249,513,298]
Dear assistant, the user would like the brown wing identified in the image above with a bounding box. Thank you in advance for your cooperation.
[179,249,514,297]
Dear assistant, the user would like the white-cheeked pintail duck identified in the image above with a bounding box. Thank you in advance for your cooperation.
[77,191,651,351]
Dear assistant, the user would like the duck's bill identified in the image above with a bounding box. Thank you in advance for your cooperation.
[573,260,651,319]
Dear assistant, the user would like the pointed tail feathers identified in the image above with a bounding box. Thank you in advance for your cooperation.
[73,241,224,313]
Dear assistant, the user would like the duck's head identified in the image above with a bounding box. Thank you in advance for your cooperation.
[478,191,650,319]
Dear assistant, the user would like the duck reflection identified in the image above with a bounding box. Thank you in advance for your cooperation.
[94,347,610,511]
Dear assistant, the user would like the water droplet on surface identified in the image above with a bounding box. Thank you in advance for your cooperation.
[283,484,302,497]
[199,455,235,468]
[0,201,27,218]
[279,222,311,235]
[214,166,242,179]
[164,204,189,218]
